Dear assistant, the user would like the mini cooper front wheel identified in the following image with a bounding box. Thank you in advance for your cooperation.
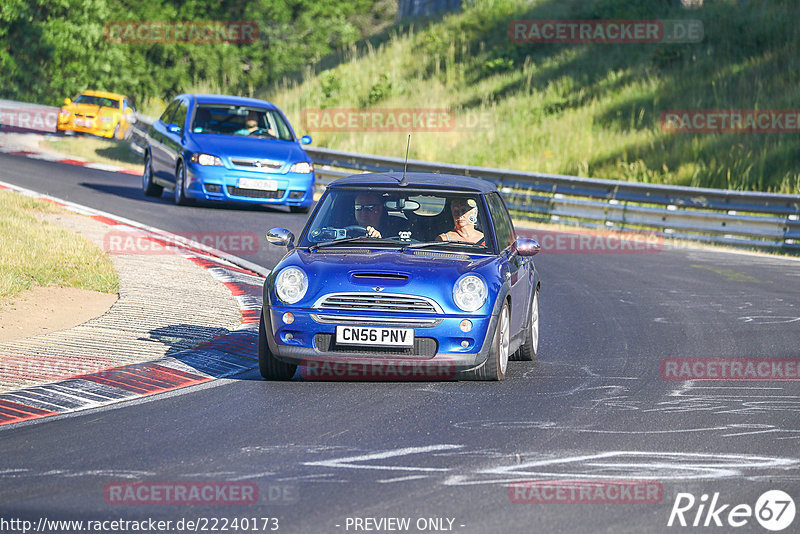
[258,311,297,380]
[461,300,510,381]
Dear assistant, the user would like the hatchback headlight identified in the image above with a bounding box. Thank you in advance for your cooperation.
[190,153,223,166]
[60,109,70,117]
[275,267,308,305]
[453,274,487,312]
[289,161,313,173]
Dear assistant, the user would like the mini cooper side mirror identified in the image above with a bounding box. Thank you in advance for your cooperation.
[514,238,541,257]
[64,98,72,106]
[166,123,181,134]
[267,228,295,249]
[299,135,312,145]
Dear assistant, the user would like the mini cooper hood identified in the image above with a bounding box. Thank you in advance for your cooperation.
[271,248,503,313]
[188,135,309,163]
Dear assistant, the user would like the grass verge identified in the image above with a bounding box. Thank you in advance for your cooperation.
[42,136,144,172]
[0,190,120,302]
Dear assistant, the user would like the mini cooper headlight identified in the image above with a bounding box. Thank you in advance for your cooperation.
[289,161,313,173]
[453,274,487,312]
[275,267,308,305]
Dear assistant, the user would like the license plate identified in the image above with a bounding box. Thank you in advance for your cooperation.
[335,326,414,347]
[75,119,91,127]
[238,178,278,191]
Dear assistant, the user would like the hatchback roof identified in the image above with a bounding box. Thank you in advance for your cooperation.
[184,93,277,109]
[329,172,498,194]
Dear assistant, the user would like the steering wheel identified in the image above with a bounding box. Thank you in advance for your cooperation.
[343,225,367,238]
[248,128,276,138]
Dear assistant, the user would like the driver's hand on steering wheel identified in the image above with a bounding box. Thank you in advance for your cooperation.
[366,225,382,238]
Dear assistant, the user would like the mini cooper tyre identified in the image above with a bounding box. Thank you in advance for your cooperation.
[460,300,510,381]
[259,311,297,380]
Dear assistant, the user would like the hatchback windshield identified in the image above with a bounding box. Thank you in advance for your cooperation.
[74,95,120,108]
[301,188,495,253]
[191,104,293,140]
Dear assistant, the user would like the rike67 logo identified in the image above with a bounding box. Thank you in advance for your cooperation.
[668,490,795,531]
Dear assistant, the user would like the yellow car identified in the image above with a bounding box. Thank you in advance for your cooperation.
[57,90,135,139]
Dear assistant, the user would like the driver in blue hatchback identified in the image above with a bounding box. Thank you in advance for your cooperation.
[235,110,276,137]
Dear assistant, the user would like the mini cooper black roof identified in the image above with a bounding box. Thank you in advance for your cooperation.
[329,172,498,194]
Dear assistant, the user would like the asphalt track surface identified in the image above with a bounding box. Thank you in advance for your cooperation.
[1,152,799,533]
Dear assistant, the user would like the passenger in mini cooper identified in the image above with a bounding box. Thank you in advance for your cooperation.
[437,198,485,244]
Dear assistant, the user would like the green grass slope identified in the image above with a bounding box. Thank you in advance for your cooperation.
[261,0,800,194]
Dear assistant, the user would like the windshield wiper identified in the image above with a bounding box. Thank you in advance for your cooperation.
[401,241,478,252]
[309,237,401,251]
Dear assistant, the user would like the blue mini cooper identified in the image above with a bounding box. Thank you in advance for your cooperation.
[259,172,541,381]
[142,94,314,212]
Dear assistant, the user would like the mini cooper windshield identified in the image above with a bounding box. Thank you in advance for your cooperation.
[301,188,496,254]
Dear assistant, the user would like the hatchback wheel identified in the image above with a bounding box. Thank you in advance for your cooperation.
[142,151,163,197]
[173,162,190,205]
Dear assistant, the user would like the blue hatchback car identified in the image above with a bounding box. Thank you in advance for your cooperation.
[142,94,315,212]
[259,172,541,381]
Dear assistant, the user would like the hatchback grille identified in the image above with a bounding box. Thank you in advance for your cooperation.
[227,186,285,199]
[314,293,441,314]
[230,158,283,169]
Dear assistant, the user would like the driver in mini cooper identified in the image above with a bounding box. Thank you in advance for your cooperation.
[354,192,390,238]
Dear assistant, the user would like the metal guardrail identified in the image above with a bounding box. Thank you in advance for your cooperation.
[127,118,800,252]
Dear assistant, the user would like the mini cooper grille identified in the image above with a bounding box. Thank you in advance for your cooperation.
[310,314,441,328]
[314,333,438,357]
[227,186,285,198]
[314,293,441,314]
